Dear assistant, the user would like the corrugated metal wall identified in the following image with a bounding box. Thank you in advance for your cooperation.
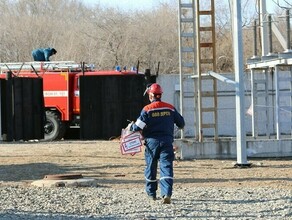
[158,72,292,137]
[79,75,147,140]
[0,77,44,141]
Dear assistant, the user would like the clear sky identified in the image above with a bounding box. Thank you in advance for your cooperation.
[81,0,289,13]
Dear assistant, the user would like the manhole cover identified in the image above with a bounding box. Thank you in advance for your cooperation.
[44,174,83,180]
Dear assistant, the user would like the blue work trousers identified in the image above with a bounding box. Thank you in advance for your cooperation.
[144,138,175,198]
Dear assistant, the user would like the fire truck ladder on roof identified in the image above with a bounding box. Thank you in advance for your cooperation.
[178,0,218,142]
[0,61,89,73]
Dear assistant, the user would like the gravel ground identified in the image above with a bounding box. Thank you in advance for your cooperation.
[0,185,291,220]
[0,141,291,219]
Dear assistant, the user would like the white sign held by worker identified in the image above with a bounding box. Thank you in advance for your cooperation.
[120,129,143,156]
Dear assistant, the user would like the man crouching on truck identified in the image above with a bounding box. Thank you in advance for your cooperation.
[32,47,57,61]
[130,83,185,204]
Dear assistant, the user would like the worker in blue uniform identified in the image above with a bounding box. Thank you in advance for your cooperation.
[130,83,185,204]
[32,47,57,61]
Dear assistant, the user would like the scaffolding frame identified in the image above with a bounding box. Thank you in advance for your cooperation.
[247,58,292,140]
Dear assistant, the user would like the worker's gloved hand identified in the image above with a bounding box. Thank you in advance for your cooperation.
[126,121,134,131]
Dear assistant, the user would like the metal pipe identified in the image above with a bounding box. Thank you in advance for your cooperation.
[6,71,12,81]
[208,71,236,85]
[286,10,291,51]
[177,0,184,139]
[268,15,273,54]
[233,0,248,166]
[260,0,269,56]
[253,20,258,58]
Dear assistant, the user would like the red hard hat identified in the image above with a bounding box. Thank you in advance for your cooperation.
[147,83,163,94]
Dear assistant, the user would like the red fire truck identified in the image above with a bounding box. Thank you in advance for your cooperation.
[0,61,147,141]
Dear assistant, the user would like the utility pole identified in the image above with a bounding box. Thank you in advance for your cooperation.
[233,0,249,166]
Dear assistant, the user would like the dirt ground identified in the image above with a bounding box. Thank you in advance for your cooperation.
[0,140,291,189]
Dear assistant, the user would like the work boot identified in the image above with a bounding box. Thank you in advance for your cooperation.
[162,196,171,204]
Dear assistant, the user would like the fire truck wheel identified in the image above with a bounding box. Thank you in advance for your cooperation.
[44,111,67,141]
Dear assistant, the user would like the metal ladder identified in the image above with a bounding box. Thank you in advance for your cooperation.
[178,0,197,138]
[178,0,218,141]
[195,0,218,142]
